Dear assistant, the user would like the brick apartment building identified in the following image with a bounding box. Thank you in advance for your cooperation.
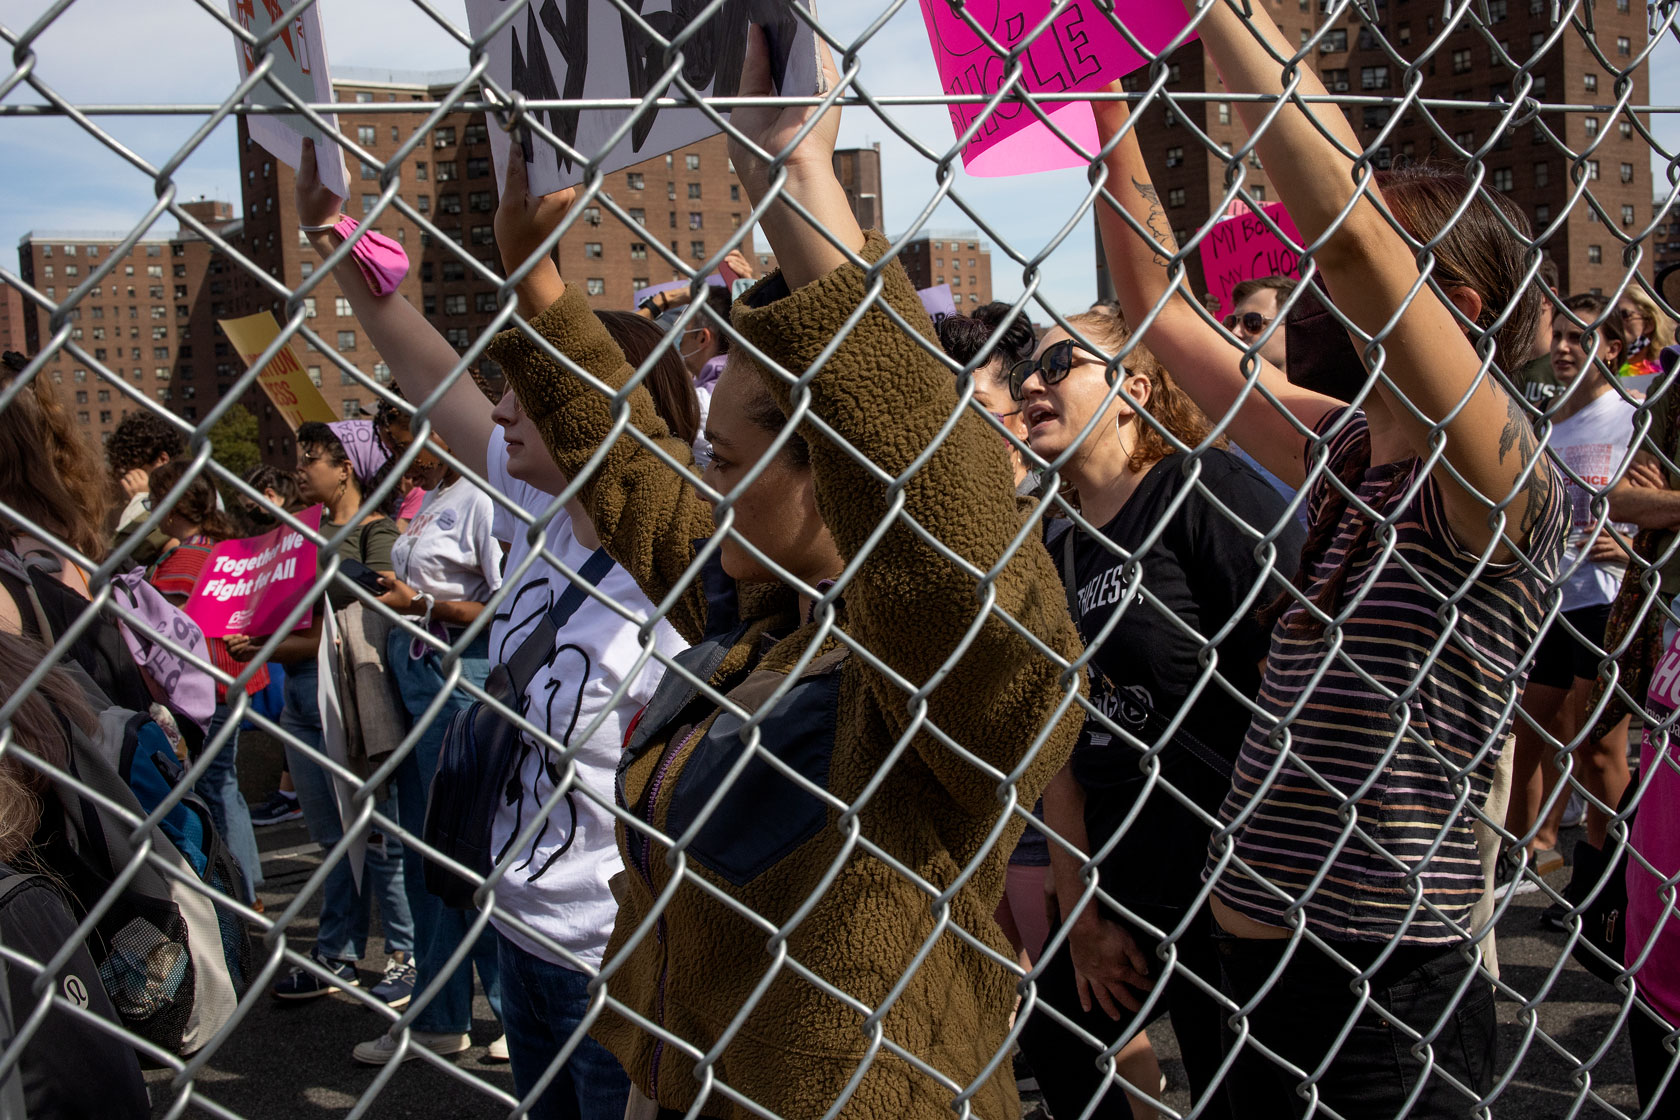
[0,283,26,356]
[17,200,268,444]
[16,67,761,460]
[1117,0,1653,307]
[897,231,995,308]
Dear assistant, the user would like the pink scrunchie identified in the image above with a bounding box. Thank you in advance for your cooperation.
[330,215,409,297]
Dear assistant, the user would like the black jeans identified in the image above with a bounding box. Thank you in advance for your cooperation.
[1215,934,1496,1119]
[1018,906,1233,1120]
[1629,1002,1677,1115]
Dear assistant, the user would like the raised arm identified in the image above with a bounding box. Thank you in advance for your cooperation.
[295,140,497,477]
[1186,0,1552,551]
[486,169,716,643]
[1091,95,1338,487]
[728,26,1084,813]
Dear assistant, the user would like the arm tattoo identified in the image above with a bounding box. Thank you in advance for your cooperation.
[1132,177,1172,267]
[1498,391,1551,536]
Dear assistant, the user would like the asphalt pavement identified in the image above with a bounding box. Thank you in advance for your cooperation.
[144,731,1646,1118]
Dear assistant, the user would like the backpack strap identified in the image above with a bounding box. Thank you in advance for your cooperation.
[503,548,616,699]
[0,872,39,911]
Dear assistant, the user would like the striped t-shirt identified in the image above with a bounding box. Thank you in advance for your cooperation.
[1209,408,1567,944]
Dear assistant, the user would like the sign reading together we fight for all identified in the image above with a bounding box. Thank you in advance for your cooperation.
[182,506,324,638]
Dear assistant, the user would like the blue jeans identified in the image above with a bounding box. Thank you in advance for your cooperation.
[194,704,263,905]
[389,629,502,1033]
[496,934,630,1120]
[280,660,414,963]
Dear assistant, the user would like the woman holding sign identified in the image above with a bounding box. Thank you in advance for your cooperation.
[1089,2,1565,1113]
[486,25,1083,1120]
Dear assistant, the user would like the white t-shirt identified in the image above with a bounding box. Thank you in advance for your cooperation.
[484,429,687,971]
[1553,390,1638,610]
[390,476,503,604]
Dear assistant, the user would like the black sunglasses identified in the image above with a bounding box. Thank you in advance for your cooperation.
[1224,311,1275,334]
[1009,339,1101,401]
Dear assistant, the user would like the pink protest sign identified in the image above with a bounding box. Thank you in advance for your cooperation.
[917,0,1196,177]
[1198,202,1304,316]
[182,505,323,638]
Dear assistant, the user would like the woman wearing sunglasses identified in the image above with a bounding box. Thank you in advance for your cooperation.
[1088,1,1566,1114]
[1010,313,1301,1120]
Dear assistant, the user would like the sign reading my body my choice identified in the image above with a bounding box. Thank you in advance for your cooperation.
[1198,201,1304,316]
[464,0,825,195]
[183,506,324,638]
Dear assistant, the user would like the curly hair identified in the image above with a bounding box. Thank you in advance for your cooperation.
[105,410,186,476]
[0,631,95,862]
[0,369,111,561]
[1068,308,1226,472]
[937,302,1036,373]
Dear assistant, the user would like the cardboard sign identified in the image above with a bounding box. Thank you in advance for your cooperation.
[228,0,350,198]
[219,310,338,429]
[916,0,1195,177]
[464,0,824,195]
[181,505,323,638]
[1198,201,1304,316]
[918,283,958,322]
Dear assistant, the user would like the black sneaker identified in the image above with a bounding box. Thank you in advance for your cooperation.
[369,955,416,1008]
[252,790,302,827]
[1492,852,1541,900]
[1538,901,1571,932]
[272,949,358,999]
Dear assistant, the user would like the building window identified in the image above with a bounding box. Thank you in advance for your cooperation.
[684,153,700,172]
[1165,146,1184,168]
[357,125,376,146]
[689,213,704,229]
[444,294,468,314]
[337,330,357,351]
[417,194,430,214]
[585,278,606,296]
[583,242,603,259]
[469,191,494,212]
[1534,161,1549,186]
[1167,188,1186,208]
[1617,35,1631,56]
[1621,162,1636,184]
[439,193,462,214]
[1452,48,1472,73]
[667,182,676,200]
[445,328,470,348]
[1585,117,1600,138]
[1492,167,1514,190]
[300,261,314,277]
[627,172,644,190]
[629,208,646,225]
[436,161,457,181]
[1322,68,1349,91]
[1360,66,1390,90]
[730,184,740,201]
[690,240,706,260]
[630,241,648,260]
[581,206,601,226]
[687,183,702,199]
[475,292,499,313]
[442,261,466,282]
[467,157,490,178]
[1319,28,1348,51]
[1584,74,1598,93]
[415,162,428,181]
[1620,120,1634,139]
[1587,244,1603,263]
[1623,204,1636,226]
[632,276,649,291]
[471,225,495,245]
[1488,0,1506,19]
[361,194,377,215]
[1586,159,1600,180]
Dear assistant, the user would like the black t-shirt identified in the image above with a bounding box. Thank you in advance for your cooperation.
[1061,449,1304,914]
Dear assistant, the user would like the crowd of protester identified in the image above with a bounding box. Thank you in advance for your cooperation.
[0,8,1677,1119]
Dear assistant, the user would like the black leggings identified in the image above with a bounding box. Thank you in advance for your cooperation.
[1630,1003,1677,1115]
[1017,906,1234,1120]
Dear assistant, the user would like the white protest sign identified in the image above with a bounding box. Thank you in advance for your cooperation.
[465,0,823,195]
[229,0,350,198]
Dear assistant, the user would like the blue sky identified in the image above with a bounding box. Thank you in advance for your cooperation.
[1,0,1676,318]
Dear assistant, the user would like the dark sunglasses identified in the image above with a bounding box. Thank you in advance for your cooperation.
[1008,339,1099,401]
[1224,311,1275,334]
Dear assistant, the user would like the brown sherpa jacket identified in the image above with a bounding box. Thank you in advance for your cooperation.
[488,232,1085,1120]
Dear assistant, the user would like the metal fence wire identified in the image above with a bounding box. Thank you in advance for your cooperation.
[1,0,1679,1116]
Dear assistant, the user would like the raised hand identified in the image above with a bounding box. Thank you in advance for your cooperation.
[296,138,345,230]
[726,22,842,208]
[493,154,576,280]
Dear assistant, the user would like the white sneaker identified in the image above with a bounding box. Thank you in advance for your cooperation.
[486,1034,510,1063]
[351,1028,471,1066]
[1561,790,1588,829]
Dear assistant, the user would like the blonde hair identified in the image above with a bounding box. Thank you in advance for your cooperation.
[1620,287,1674,360]
[1067,308,1226,471]
[0,371,111,562]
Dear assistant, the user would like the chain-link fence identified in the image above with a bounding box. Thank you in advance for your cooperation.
[1,0,1679,1116]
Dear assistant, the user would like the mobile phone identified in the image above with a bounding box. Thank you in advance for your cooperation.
[338,558,388,595]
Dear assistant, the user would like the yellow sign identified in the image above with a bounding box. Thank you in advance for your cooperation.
[218,310,337,430]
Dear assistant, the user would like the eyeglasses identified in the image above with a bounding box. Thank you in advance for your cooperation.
[1619,308,1648,321]
[1224,311,1276,334]
[1008,339,1109,401]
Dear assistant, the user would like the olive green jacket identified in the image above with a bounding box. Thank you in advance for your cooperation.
[489,232,1084,1120]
